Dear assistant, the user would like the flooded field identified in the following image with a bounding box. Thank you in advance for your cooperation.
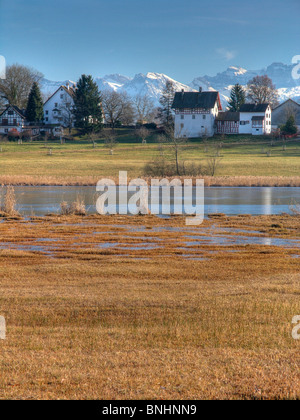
[0,213,299,399]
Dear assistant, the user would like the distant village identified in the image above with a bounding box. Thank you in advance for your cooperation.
[0,74,299,140]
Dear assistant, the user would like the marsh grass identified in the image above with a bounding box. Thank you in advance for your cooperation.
[0,214,299,399]
[60,195,86,216]
[0,186,19,216]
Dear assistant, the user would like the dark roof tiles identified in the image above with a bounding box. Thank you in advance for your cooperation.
[172,91,220,110]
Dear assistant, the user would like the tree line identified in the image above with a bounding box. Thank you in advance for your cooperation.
[0,64,176,134]
[0,63,297,136]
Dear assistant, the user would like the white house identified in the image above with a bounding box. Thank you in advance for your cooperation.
[172,89,222,138]
[239,103,272,135]
[0,105,27,134]
[43,84,75,128]
[271,99,300,132]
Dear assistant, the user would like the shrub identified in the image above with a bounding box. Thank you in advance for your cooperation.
[60,196,86,216]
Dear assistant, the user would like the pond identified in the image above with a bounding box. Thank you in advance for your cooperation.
[5,186,300,217]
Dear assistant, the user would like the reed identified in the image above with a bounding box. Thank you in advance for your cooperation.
[0,175,300,187]
[60,195,86,216]
[1,186,18,216]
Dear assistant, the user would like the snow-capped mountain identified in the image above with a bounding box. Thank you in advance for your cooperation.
[41,79,76,95]
[94,74,132,92]
[96,72,194,106]
[41,72,194,107]
[191,62,300,107]
[40,62,300,108]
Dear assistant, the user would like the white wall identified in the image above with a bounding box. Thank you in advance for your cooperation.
[240,106,272,135]
[44,87,74,126]
[175,109,217,138]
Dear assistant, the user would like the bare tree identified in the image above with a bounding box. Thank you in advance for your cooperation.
[102,91,134,129]
[247,75,279,107]
[0,64,43,108]
[134,95,155,124]
[206,145,223,176]
[164,127,187,175]
[88,131,100,148]
[104,130,117,155]
[58,99,74,134]
[136,127,150,144]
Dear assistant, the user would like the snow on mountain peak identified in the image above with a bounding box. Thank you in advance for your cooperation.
[227,66,248,75]
[41,62,300,110]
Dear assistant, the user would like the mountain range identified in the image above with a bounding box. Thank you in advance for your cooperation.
[41,62,300,109]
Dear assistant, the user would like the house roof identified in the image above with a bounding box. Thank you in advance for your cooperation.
[240,103,269,113]
[43,85,75,106]
[216,111,240,121]
[0,105,26,119]
[252,116,265,121]
[172,91,222,110]
[272,98,300,111]
[272,98,300,125]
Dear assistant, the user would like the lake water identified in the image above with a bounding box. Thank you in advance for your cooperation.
[6,186,300,217]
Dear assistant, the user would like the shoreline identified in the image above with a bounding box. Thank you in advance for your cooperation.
[1,175,300,187]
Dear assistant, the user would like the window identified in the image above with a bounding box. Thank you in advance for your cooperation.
[46,118,48,122]
[8,110,13,115]
[60,94,64,99]
[55,103,58,107]
[5,129,8,133]
[46,111,49,115]
[203,115,206,120]
[181,115,184,120]
[192,115,196,120]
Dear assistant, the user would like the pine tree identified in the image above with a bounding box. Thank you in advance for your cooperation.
[281,115,297,135]
[159,80,175,128]
[73,75,103,133]
[26,82,44,123]
[228,84,245,112]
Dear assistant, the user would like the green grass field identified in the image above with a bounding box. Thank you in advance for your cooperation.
[0,131,299,183]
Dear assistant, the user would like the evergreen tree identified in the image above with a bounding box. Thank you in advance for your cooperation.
[159,80,175,128]
[26,82,44,123]
[228,84,245,112]
[281,115,297,135]
[73,75,103,133]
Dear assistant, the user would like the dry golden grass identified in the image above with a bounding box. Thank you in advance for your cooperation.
[0,214,299,400]
[1,174,300,187]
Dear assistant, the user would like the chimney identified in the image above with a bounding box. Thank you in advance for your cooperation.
[199,86,202,93]
[66,83,70,90]
[181,89,184,99]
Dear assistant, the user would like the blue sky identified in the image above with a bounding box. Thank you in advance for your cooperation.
[0,0,299,83]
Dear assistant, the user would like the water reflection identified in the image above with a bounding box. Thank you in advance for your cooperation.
[3,186,300,217]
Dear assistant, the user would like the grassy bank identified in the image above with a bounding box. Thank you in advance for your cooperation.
[0,214,299,399]
[0,136,299,186]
